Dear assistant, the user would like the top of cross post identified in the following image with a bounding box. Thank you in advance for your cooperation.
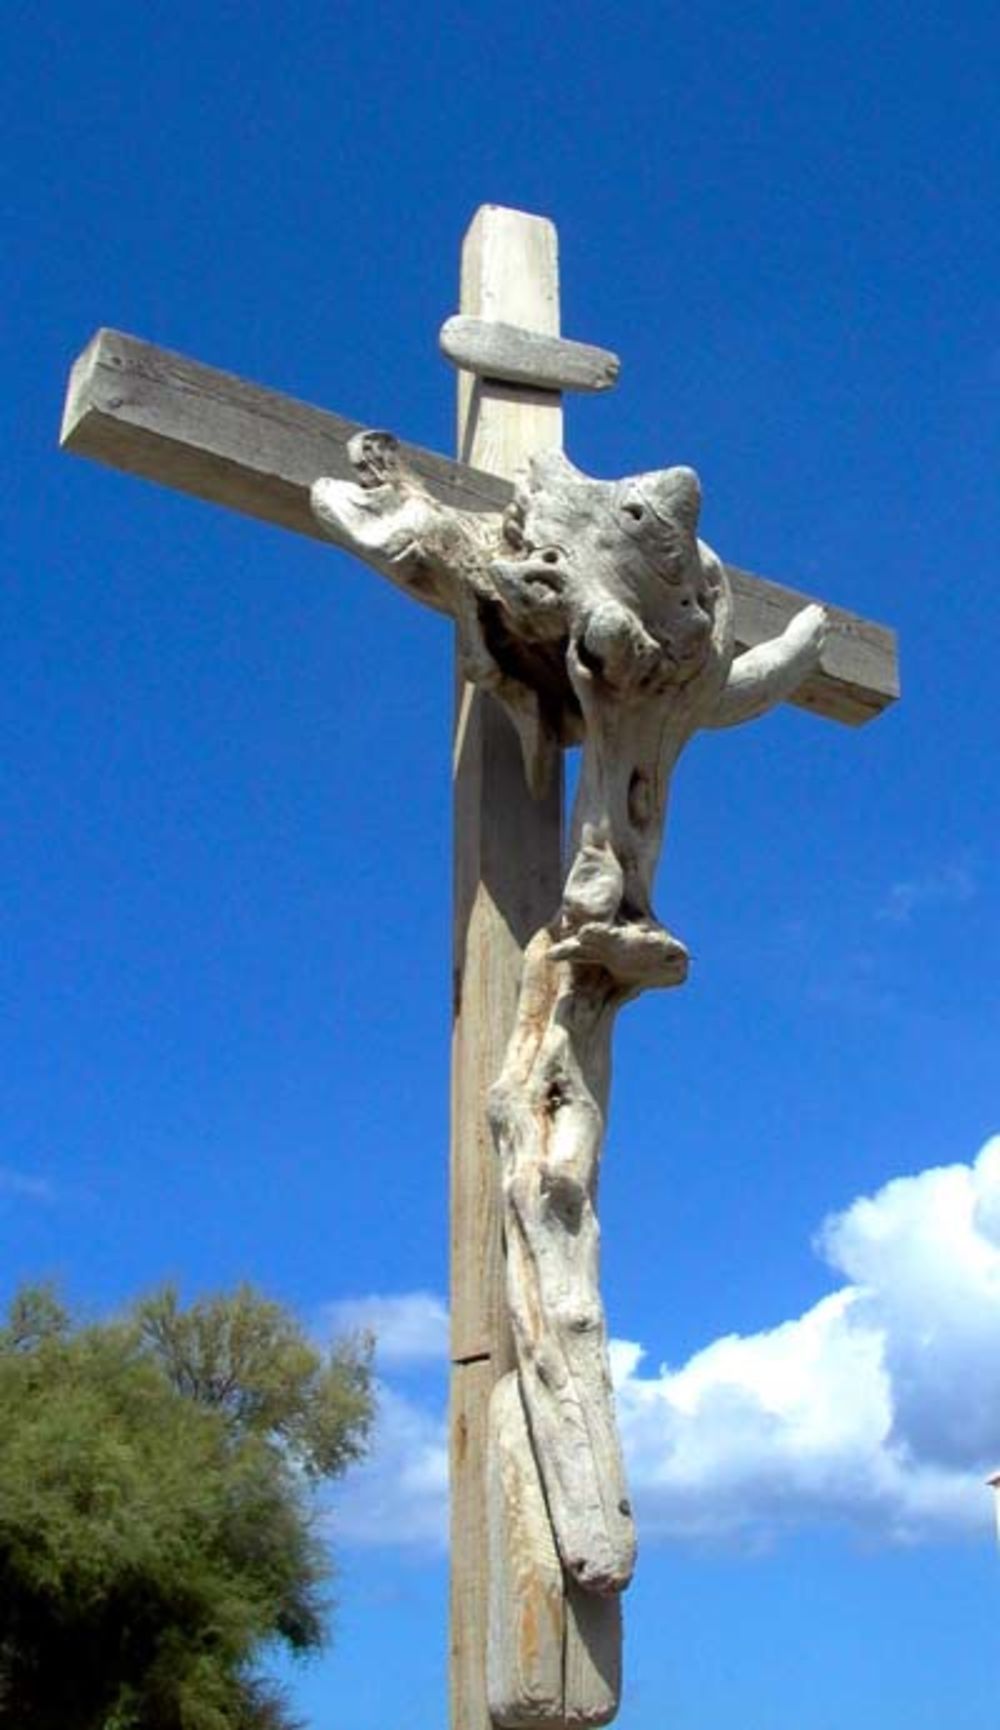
[441,206,620,433]
[450,205,621,479]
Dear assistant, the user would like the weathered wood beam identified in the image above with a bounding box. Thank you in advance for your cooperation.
[440,316,620,394]
[60,329,898,726]
[60,327,510,537]
[727,564,898,726]
[449,205,569,1730]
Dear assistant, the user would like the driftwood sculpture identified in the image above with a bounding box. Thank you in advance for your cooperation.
[311,431,827,1674]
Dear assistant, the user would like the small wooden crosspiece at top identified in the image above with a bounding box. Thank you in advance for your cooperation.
[60,204,898,1730]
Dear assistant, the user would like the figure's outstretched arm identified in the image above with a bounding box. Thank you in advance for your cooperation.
[311,431,480,617]
[706,601,828,729]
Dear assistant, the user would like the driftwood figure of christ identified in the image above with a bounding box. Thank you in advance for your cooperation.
[60,205,897,1730]
[311,438,827,1591]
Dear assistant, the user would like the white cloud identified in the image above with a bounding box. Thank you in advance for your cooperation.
[320,1291,449,1366]
[319,1293,449,1549]
[611,1137,1000,1546]
[330,1137,1000,1552]
[326,1382,448,1549]
[877,859,976,924]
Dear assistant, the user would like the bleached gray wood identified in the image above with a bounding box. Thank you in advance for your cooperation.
[455,206,564,472]
[447,206,622,1730]
[451,675,564,1364]
[440,316,620,394]
[454,1358,510,1728]
[563,1583,621,1727]
[60,330,897,728]
[60,327,509,538]
[448,205,565,1730]
[487,1376,620,1728]
[60,203,900,1730]
[311,438,830,1597]
[488,927,634,1593]
[487,1373,566,1725]
[727,564,898,725]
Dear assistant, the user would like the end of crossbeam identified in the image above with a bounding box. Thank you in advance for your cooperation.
[59,328,190,497]
[726,563,899,725]
[794,621,901,725]
[59,328,107,450]
[58,327,512,539]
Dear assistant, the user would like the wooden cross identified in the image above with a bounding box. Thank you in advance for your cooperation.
[60,204,897,1730]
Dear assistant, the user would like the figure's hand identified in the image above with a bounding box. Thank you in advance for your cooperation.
[708,602,830,730]
[548,919,689,989]
[783,601,829,659]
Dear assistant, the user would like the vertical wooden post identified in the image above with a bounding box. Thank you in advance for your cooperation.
[450,206,564,1730]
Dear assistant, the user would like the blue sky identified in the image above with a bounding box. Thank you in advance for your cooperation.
[4,1,1000,1724]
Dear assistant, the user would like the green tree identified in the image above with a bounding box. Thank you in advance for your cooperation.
[0,1284,374,1730]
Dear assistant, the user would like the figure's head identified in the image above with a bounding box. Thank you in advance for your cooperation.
[503,452,722,686]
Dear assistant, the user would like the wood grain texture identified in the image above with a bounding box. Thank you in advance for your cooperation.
[312,421,839,1611]
[486,1375,621,1728]
[451,687,564,1365]
[60,330,897,726]
[453,1357,504,1727]
[728,565,899,724]
[456,206,564,472]
[489,931,636,1597]
[60,327,509,534]
[487,1373,566,1726]
[440,316,620,394]
[449,206,564,1730]
[563,1584,621,1727]
[454,214,627,1729]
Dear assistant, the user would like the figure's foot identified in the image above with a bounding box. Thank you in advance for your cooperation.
[548,919,689,988]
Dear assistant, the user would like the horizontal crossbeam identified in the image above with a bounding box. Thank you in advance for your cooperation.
[61,329,898,725]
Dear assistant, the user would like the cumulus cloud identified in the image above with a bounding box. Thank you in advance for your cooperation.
[321,1291,449,1366]
[326,1382,448,1549]
[320,1293,449,1546]
[330,1137,1000,1551]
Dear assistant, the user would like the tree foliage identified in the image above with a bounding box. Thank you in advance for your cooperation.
[0,1284,374,1730]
